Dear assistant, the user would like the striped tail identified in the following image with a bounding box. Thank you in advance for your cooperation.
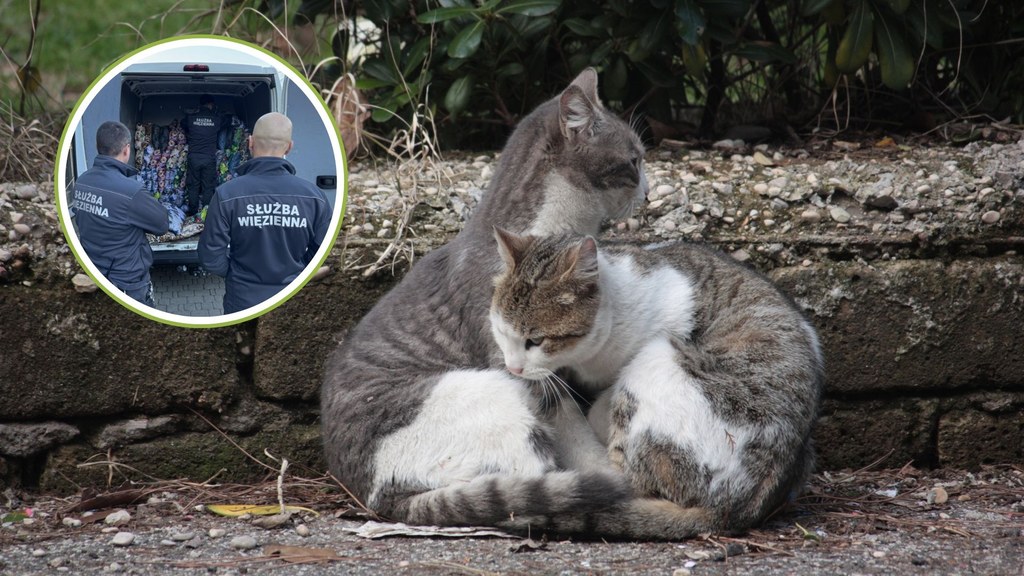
[380,471,715,540]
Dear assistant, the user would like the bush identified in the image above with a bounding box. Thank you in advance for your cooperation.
[269,0,1024,148]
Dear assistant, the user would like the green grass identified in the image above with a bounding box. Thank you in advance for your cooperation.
[0,0,226,111]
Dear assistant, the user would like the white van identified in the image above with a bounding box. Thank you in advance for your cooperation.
[70,53,339,266]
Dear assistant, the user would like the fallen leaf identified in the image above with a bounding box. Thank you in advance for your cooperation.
[264,544,344,564]
[343,520,516,539]
[832,140,861,151]
[509,537,547,553]
[206,504,318,518]
[66,489,151,513]
[875,136,895,148]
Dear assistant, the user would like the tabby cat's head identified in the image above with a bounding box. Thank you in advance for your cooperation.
[489,227,602,380]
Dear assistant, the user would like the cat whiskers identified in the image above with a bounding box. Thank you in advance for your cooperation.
[539,369,589,417]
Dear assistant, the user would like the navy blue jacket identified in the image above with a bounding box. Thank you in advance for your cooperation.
[183,109,230,157]
[198,156,331,314]
[72,155,169,293]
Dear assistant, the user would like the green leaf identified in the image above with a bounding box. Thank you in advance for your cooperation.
[801,0,838,17]
[674,0,706,46]
[681,42,707,77]
[733,41,798,65]
[362,59,402,85]
[906,0,944,50]
[448,20,486,58]
[563,17,604,37]
[496,62,525,78]
[628,14,670,62]
[402,37,431,78]
[417,6,478,23]
[445,75,474,115]
[835,0,874,73]
[354,78,393,91]
[874,7,915,89]
[496,0,560,17]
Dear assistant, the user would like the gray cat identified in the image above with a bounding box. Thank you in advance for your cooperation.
[489,229,824,534]
[321,69,702,536]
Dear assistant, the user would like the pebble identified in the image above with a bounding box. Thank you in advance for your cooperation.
[208,528,227,539]
[690,203,706,215]
[10,211,23,223]
[731,249,750,262]
[295,524,311,537]
[13,223,30,235]
[106,563,122,573]
[626,218,640,232]
[661,220,677,231]
[14,184,37,199]
[654,184,675,198]
[800,208,822,223]
[230,535,259,550]
[829,206,852,223]
[62,517,82,527]
[31,549,46,557]
[111,532,135,547]
[928,486,949,505]
[105,510,131,526]
[71,273,98,294]
[753,182,769,195]
[48,557,65,568]
[171,531,195,542]
[915,184,932,194]
[872,550,887,558]
[981,210,1000,224]
[0,248,10,262]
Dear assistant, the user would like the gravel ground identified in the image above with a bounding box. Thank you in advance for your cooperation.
[1,466,1022,575]
[2,135,1023,574]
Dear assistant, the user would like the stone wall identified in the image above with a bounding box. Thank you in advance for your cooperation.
[2,143,1023,494]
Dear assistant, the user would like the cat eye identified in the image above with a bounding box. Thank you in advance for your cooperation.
[525,337,544,350]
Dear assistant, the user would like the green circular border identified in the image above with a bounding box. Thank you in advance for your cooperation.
[55,34,349,328]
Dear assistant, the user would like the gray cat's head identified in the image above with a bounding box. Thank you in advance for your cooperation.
[489,227,603,380]
[479,69,649,236]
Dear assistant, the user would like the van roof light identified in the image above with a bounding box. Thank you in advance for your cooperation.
[183,64,210,72]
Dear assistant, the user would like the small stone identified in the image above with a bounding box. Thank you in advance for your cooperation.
[171,531,195,542]
[10,211,23,223]
[648,199,665,210]
[802,259,812,267]
[690,203,706,215]
[806,173,819,186]
[753,151,774,166]
[62,517,82,528]
[14,184,37,199]
[872,550,887,559]
[208,528,227,539]
[770,198,789,211]
[295,524,310,537]
[865,195,898,211]
[753,182,769,195]
[361,223,374,233]
[979,187,995,197]
[49,557,66,568]
[0,248,11,262]
[626,218,640,232]
[105,510,131,526]
[71,273,98,294]
[661,220,677,231]
[801,208,822,223]
[915,184,932,195]
[829,206,851,223]
[655,184,675,198]
[13,223,30,235]
[731,249,750,262]
[31,549,46,557]
[381,219,393,229]
[111,532,135,547]
[230,535,258,550]
[981,210,1000,224]
[311,265,331,282]
[160,539,176,546]
[106,563,123,573]
[928,486,949,505]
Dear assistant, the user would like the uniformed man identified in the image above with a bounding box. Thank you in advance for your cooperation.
[182,94,231,216]
[198,112,331,315]
[72,120,169,306]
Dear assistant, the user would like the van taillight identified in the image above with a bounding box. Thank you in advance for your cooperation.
[183,64,209,72]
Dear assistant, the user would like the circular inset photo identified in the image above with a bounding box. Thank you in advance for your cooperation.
[56,35,347,327]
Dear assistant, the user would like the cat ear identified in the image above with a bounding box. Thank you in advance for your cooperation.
[560,236,599,282]
[559,85,598,142]
[569,67,601,107]
[493,226,528,270]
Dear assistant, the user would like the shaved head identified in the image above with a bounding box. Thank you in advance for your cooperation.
[250,112,293,157]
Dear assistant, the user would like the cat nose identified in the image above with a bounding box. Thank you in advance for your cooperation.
[507,366,523,375]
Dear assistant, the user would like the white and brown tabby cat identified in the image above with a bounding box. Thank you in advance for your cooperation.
[321,70,720,537]
[490,229,825,534]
